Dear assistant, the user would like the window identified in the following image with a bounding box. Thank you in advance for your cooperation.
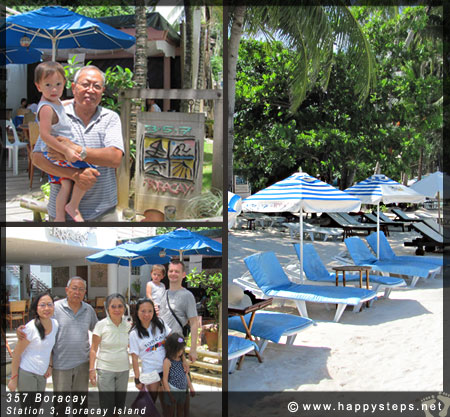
[131,266,141,276]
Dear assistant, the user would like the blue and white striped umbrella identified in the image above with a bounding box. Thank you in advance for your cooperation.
[344,174,425,257]
[243,172,361,279]
[228,192,242,229]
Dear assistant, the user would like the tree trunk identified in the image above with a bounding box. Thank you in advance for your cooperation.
[194,23,206,113]
[181,2,194,113]
[417,147,423,181]
[227,6,246,191]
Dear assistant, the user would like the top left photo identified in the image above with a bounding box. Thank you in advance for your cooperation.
[2,5,223,223]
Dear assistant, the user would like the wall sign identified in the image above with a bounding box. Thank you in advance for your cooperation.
[135,112,205,219]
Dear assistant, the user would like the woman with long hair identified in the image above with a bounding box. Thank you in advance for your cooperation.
[130,298,171,403]
[7,292,58,392]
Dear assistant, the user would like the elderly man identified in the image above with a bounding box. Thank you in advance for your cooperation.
[32,65,124,221]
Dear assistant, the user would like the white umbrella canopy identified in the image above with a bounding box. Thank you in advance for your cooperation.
[242,172,361,280]
[344,174,425,257]
[410,171,450,232]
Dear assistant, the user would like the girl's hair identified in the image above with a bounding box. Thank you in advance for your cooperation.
[31,292,55,340]
[132,298,164,338]
[165,333,186,360]
[34,61,66,84]
[104,293,126,317]
[151,264,166,275]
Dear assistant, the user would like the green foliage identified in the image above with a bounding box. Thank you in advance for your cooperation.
[102,65,136,113]
[63,55,92,90]
[185,269,222,322]
[234,7,442,193]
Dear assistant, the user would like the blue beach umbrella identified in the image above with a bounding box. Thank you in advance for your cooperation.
[344,174,424,257]
[127,228,222,261]
[0,46,42,65]
[243,172,361,280]
[87,245,171,303]
[228,192,242,229]
[3,6,135,61]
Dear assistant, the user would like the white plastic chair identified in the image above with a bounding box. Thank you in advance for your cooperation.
[5,119,28,175]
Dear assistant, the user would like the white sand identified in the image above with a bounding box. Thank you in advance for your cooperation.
[228,221,444,391]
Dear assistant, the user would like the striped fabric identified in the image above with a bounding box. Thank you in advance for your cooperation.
[34,103,124,220]
[228,192,242,214]
[344,174,424,205]
[242,172,361,213]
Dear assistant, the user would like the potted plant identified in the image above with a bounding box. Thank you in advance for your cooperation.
[185,269,222,351]
[131,278,142,298]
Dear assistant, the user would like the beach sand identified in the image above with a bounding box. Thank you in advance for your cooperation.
[228,221,444,392]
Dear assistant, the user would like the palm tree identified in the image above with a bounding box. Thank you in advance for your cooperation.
[227,5,377,190]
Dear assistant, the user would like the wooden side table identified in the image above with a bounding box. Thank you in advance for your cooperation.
[332,265,372,289]
[228,298,273,368]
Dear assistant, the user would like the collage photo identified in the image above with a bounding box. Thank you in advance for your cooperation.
[1,3,446,417]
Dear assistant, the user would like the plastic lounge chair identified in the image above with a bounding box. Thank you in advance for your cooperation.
[377,212,411,232]
[366,231,446,270]
[283,222,342,242]
[228,312,315,355]
[243,252,377,323]
[404,222,450,255]
[344,237,440,287]
[295,243,406,298]
[339,212,381,234]
[228,335,258,373]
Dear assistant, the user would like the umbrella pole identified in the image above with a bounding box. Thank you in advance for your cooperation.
[52,38,56,61]
[300,208,303,281]
[128,259,131,304]
[377,202,380,259]
[438,192,442,233]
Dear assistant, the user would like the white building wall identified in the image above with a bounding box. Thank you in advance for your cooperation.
[6,65,28,116]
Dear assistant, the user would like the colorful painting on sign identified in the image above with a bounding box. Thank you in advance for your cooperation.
[143,133,198,181]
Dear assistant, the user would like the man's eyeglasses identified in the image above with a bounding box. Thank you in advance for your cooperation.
[76,82,103,92]
[69,286,86,292]
[38,303,54,308]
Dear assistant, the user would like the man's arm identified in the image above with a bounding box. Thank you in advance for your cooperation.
[32,152,100,190]
[47,138,123,168]
[188,316,199,363]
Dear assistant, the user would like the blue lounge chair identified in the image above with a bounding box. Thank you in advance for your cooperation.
[243,252,377,323]
[228,335,258,373]
[366,231,446,270]
[295,243,406,298]
[344,237,440,288]
[228,312,315,355]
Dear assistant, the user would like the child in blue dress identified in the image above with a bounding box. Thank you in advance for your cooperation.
[162,333,195,417]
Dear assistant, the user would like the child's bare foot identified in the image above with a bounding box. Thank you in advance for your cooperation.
[65,204,84,222]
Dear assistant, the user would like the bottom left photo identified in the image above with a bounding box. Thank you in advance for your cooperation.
[3,226,222,417]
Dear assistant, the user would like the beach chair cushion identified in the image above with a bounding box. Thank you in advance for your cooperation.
[244,252,376,306]
[228,335,258,360]
[366,232,445,267]
[297,243,404,286]
[228,312,314,344]
[345,237,437,278]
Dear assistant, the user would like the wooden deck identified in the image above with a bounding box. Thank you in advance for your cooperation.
[4,149,46,222]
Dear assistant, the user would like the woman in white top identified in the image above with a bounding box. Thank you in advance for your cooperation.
[8,292,59,393]
[89,293,131,414]
[130,298,171,403]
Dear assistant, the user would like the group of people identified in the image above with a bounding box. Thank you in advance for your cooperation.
[8,260,199,417]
